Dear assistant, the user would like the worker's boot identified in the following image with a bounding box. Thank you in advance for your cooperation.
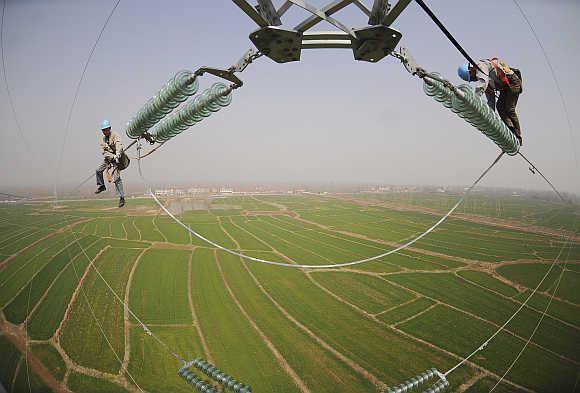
[95,186,106,194]
[118,197,125,208]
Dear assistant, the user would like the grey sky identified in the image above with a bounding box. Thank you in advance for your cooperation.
[1,0,579,194]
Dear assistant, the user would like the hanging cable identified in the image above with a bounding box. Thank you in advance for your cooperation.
[55,0,121,194]
[511,0,579,170]
[1,0,32,153]
[443,152,572,381]
[139,152,504,269]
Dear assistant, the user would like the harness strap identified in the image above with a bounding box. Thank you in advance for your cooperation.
[490,58,512,88]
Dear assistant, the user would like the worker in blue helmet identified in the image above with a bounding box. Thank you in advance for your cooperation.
[95,119,126,207]
[458,58,523,146]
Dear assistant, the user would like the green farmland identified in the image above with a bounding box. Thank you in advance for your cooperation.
[0,193,578,393]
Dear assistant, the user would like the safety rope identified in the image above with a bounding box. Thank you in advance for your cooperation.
[138,152,504,269]
[413,0,484,75]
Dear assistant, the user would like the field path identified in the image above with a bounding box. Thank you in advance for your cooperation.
[0,218,91,269]
[381,276,580,366]
[232,224,387,390]
[152,216,167,242]
[24,238,101,325]
[305,272,539,392]
[121,247,151,375]
[214,250,312,393]
[454,272,580,330]
[455,371,485,393]
[188,249,213,363]
[393,327,535,393]
[217,220,312,392]
[121,218,129,239]
[0,313,73,393]
[131,218,142,241]
[327,195,580,242]
[54,246,111,342]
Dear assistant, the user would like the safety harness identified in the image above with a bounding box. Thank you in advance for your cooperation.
[489,57,513,88]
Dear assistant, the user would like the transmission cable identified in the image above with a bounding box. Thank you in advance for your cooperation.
[511,0,579,171]
[54,0,121,193]
[1,0,32,153]
[443,122,576,393]
[138,151,504,269]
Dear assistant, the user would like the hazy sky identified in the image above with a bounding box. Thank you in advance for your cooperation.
[1,0,579,194]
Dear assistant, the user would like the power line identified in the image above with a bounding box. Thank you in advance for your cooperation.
[511,0,579,171]
[54,0,121,191]
[49,0,188,374]
[0,191,28,199]
[443,154,573,385]
[140,152,504,269]
[1,0,32,153]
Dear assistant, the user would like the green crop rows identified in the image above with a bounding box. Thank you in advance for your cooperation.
[0,194,578,393]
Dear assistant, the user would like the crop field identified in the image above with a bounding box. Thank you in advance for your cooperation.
[0,193,578,393]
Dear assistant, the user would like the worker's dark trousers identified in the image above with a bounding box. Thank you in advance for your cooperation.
[96,162,125,198]
[497,74,522,138]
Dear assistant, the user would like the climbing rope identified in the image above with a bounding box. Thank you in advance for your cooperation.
[139,151,504,269]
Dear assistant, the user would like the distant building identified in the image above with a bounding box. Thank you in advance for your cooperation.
[188,187,210,194]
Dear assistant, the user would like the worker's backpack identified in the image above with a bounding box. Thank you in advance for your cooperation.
[117,151,130,170]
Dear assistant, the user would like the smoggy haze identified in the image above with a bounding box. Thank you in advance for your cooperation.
[0,0,579,194]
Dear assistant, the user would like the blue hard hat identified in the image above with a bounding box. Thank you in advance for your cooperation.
[100,119,111,130]
[457,63,471,82]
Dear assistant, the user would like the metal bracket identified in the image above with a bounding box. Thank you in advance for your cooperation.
[351,25,401,62]
[232,0,269,27]
[256,0,282,26]
[383,0,412,25]
[288,0,356,38]
[394,46,421,74]
[141,132,156,145]
[233,0,411,64]
[195,67,244,88]
[249,26,303,63]
[368,0,390,25]
[277,1,293,17]
[229,48,263,73]
[294,0,357,32]
[302,31,352,49]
